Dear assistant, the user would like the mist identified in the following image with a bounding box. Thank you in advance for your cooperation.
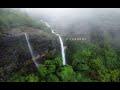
[13,8,119,35]
[1,8,120,82]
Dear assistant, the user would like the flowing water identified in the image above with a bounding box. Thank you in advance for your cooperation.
[44,21,66,65]
[24,33,39,68]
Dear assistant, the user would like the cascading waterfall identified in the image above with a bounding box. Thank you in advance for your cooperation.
[24,33,39,68]
[44,21,66,65]
[51,29,66,65]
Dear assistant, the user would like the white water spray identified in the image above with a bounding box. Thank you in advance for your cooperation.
[51,29,66,65]
[24,33,39,68]
[44,21,66,65]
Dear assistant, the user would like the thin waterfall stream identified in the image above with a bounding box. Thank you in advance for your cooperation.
[43,21,66,65]
[24,33,39,68]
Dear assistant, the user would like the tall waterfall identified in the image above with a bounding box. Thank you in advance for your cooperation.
[24,33,39,68]
[44,21,66,65]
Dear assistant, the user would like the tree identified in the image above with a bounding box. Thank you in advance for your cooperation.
[110,69,120,82]
[46,74,59,82]
[38,64,47,79]
[103,41,117,69]
[44,60,56,74]
[58,65,76,82]
[52,57,63,69]
[88,58,105,71]
[38,57,62,82]
[25,74,39,82]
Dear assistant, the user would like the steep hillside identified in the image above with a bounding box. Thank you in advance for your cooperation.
[0,9,60,82]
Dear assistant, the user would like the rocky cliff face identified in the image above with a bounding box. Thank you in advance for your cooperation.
[0,27,60,82]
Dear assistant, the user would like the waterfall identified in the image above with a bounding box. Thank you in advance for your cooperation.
[51,29,66,65]
[44,21,66,65]
[24,33,39,68]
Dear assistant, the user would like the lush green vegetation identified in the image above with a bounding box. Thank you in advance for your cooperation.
[8,56,77,82]
[0,9,50,33]
[0,9,120,82]
[65,35,120,82]
[8,39,120,82]
[0,8,54,82]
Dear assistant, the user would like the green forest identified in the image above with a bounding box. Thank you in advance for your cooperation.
[0,8,120,82]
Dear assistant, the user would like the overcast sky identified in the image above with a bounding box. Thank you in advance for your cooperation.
[12,8,120,34]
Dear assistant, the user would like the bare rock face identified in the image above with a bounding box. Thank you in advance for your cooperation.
[0,27,60,82]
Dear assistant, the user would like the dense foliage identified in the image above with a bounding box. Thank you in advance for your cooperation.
[65,34,120,82]
[8,56,76,82]
[0,9,50,33]
[0,9,120,82]
[9,39,120,82]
